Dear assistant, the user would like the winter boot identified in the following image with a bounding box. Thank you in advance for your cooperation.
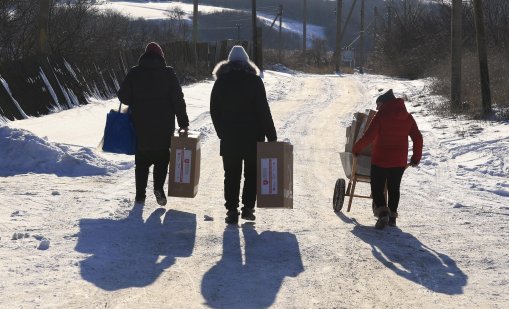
[154,189,167,206]
[389,211,398,227]
[374,206,390,229]
[225,209,239,224]
[241,207,256,221]
[135,196,146,204]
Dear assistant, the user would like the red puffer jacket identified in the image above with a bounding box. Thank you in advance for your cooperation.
[353,98,423,168]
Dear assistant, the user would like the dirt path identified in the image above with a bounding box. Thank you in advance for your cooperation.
[3,74,506,308]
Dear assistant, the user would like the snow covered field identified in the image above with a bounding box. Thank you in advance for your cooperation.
[95,1,236,20]
[1,69,508,308]
[95,1,326,40]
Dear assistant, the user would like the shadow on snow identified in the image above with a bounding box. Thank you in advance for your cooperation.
[201,223,304,309]
[75,202,196,291]
[337,212,468,295]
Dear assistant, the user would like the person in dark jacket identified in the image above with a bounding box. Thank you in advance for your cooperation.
[118,42,189,206]
[353,89,423,229]
[210,45,277,224]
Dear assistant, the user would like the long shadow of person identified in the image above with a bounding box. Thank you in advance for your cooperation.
[75,203,196,291]
[337,213,468,295]
[201,224,304,309]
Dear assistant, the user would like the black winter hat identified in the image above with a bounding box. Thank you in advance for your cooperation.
[376,89,396,103]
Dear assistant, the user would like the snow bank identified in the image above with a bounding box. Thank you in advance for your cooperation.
[0,126,133,177]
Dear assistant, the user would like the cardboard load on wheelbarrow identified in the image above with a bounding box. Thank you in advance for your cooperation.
[340,152,371,178]
[341,109,376,178]
[168,131,201,198]
[257,141,293,209]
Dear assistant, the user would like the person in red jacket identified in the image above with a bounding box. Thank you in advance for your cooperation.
[353,89,423,229]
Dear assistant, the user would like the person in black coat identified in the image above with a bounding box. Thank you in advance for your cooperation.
[118,42,189,206]
[210,45,277,224]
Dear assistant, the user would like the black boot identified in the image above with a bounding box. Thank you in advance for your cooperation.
[225,209,239,224]
[388,212,398,227]
[374,206,390,229]
[241,207,256,221]
[154,189,167,206]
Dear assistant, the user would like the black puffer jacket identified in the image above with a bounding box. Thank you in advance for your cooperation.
[210,60,277,156]
[117,52,189,150]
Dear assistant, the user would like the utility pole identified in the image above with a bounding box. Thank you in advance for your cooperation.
[451,0,462,111]
[252,0,258,66]
[374,6,378,45]
[279,4,283,63]
[192,0,198,45]
[193,0,198,67]
[38,0,51,55]
[303,0,307,54]
[335,0,343,73]
[387,5,392,47]
[473,0,492,115]
[236,24,241,41]
[359,0,365,74]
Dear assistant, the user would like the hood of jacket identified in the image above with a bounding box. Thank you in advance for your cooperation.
[212,60,260,80]
[138,52,166,69]
[378,98,410,120]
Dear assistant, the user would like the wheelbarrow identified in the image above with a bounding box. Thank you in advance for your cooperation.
[333,153,387,213]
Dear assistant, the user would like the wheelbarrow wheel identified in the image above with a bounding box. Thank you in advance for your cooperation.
[333,178,346,212]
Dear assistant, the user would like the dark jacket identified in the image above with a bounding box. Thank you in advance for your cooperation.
[117,52,189,150]
[210,60,277,156]
[353,98,423,168]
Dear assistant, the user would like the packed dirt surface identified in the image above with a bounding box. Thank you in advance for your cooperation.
[1,73,507,308]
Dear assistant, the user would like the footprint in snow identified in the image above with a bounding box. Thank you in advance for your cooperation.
[37,238,50,250]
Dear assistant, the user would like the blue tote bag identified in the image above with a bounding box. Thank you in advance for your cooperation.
[102,103,136,155]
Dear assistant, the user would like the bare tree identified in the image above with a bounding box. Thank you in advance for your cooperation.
[166,6,190,41]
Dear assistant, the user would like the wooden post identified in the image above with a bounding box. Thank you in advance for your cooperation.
[473,0,492,115]
[252,0,258,66]
[257,26,263,71]
[451,0,462,111]
[303,0,307,54]
[335,0,343,73]
[360,0,365,74]
[38,0,51,55]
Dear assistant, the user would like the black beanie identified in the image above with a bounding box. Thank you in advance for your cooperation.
[376,89,396,103]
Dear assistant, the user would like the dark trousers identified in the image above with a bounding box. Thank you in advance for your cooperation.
[222,153,257,211]
[135,149,170,199]
[370,164,406,214]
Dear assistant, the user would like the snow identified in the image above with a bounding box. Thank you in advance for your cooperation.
[96,1,325,40]
[257,13,325,41]
[0,69,508,307]
[95,1,236,21]
[0,75,29,119]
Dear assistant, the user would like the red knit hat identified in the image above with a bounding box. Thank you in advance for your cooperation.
[145,42,164,58]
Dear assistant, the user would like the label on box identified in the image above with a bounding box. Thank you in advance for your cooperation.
[174,149,192,183]
[261,158,278,195]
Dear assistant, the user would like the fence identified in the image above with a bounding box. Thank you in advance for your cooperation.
[0,40,248,121]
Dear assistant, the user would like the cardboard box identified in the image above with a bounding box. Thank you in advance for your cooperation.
[257,141,293,209]
[356,109,377,156]
[340,152,371,178]
[168,131,201,198]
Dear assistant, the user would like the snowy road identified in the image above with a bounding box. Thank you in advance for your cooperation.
[1,73,508,308]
